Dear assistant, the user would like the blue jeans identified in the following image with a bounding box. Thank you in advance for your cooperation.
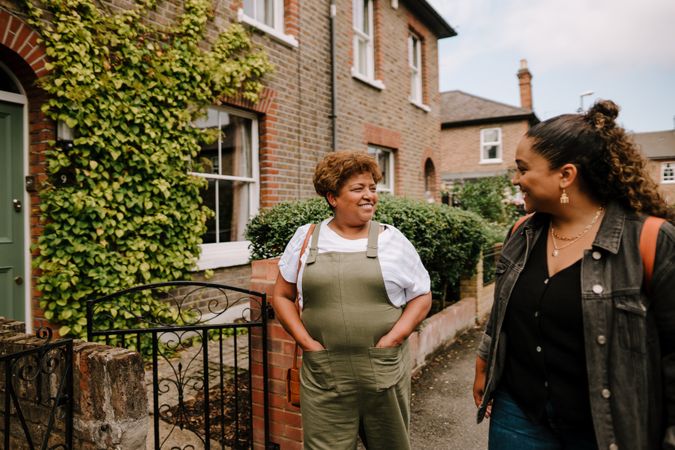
[488,388,598,450]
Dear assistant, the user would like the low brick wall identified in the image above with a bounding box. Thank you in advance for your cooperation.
[0,320,148,449]
[250,257,494,449]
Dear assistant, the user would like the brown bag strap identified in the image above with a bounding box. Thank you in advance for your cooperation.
[291,224,316,370]
[640,216,665,290]
[510,213,533,237]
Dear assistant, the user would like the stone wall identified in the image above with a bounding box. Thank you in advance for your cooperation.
[0,319,148,449]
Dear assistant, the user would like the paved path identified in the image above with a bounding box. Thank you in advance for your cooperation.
[409,326,489,450]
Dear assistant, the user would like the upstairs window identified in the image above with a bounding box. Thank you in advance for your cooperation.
[662,162,675,183]
[408,33,423,105]
[239,0,297,46]
[353,0,375,80]
[480,128,502,163]
[243,0,282,31]
[368,145,395,194]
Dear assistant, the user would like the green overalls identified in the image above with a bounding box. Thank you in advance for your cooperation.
[300,221,412,450]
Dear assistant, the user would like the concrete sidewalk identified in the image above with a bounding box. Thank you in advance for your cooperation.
[409,326,489,450]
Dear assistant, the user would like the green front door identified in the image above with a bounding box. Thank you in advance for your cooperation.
[0,101,25,321]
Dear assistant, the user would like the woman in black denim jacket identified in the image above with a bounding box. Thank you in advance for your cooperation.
[472,100,675,450]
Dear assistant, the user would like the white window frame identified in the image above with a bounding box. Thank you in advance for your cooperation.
[480,128,503,164]
[368,145,395,194]
[408,34,423,105]
[662,162,675,184]
[352,0,385,90]
[189,106,260,270]
[238,0,298,48]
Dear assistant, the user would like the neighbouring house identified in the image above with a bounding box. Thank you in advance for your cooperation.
[0,0,455,329]
[439,59,538,203]
[633,129,675,204]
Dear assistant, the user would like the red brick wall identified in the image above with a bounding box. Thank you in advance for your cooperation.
[337,0,442,199]
[646,159,675,204]
[2,0,447,323]
[440,120,530,182]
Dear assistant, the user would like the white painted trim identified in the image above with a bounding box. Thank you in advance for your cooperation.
[480,127,503,164]
[237,8,299,48]
[410,100,431,112]
[195,241,251,270]
[351,68,385,90]
[661,162,675,183]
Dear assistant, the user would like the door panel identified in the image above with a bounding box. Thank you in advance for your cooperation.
[0,101,25,321]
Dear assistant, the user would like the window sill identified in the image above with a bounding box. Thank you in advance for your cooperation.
[237,9,299,48]
[195,241,252,271]
[351,69,385,90]
[479,159,503,165]
[661,180,675,184]
[410,100,431,112]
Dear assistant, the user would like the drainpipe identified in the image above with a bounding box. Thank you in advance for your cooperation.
[329,0,337,151]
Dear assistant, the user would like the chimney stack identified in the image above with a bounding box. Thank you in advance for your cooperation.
[517,59,533,111]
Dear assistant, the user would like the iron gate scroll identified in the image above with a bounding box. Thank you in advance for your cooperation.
[0,328,74,449]
[86,282,270,450]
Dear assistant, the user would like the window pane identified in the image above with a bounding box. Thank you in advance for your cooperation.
[263,0,275,27]
[483,129,499,142]
[202,179,251,243]
[484,145,498,160]
[203,179,217,244]
[194,107,256,245]
[243,0,254,17]
[357,38,368,75]
[362,0,370,35]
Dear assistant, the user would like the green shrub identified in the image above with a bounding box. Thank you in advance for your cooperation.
[453,175,521,225]
[245,195,488,306]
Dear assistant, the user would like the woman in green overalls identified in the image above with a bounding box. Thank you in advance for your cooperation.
[274,151,432,450]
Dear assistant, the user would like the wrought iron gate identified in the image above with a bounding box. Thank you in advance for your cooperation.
[0,327,73,449]
[86,281,270,449]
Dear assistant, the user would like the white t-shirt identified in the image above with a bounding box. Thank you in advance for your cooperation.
[278,219,431,308]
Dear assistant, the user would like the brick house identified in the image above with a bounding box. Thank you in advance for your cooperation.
[0,0,455,328]
[439,59,538,202]
[633,130,675,204]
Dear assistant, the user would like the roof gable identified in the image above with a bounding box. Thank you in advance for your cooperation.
[632,130,675,159]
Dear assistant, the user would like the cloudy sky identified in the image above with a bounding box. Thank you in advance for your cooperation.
[427,0,675,132]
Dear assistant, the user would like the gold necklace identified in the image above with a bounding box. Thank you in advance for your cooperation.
[550,206,604,257]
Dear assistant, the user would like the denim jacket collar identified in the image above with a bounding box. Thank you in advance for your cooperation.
[520,201,626,255]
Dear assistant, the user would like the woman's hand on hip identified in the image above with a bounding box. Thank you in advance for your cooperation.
[302,338,326,352]
[375,333,401,348]
[473,355,492,417]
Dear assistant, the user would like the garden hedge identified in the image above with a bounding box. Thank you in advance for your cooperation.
[245,195,488,303]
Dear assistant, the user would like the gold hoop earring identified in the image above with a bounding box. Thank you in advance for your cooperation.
[560,188,570,205]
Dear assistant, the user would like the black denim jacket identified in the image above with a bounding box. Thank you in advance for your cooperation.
[477,202,675,450]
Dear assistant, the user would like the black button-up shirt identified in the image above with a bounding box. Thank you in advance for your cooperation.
[502,224,594,431]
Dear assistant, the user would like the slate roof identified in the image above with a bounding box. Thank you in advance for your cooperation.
[632,130,675,160]
[440,90,538,127]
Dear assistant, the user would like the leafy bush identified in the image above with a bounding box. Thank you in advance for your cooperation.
[452,175,521,225]
[23,0,272,337]
[246,195,488,305]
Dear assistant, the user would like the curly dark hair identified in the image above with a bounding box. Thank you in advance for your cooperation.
[526,99,674,222]
[313,151,382,207]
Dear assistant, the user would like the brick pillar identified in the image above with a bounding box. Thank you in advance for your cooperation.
[460,253,484,324]
[251,258,303,450]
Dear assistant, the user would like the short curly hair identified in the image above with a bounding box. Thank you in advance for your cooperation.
[313,151,382,201]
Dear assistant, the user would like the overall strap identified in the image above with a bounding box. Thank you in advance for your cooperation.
[306,222,322,265]
[366,221,380,258]
[640,216,666,290]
